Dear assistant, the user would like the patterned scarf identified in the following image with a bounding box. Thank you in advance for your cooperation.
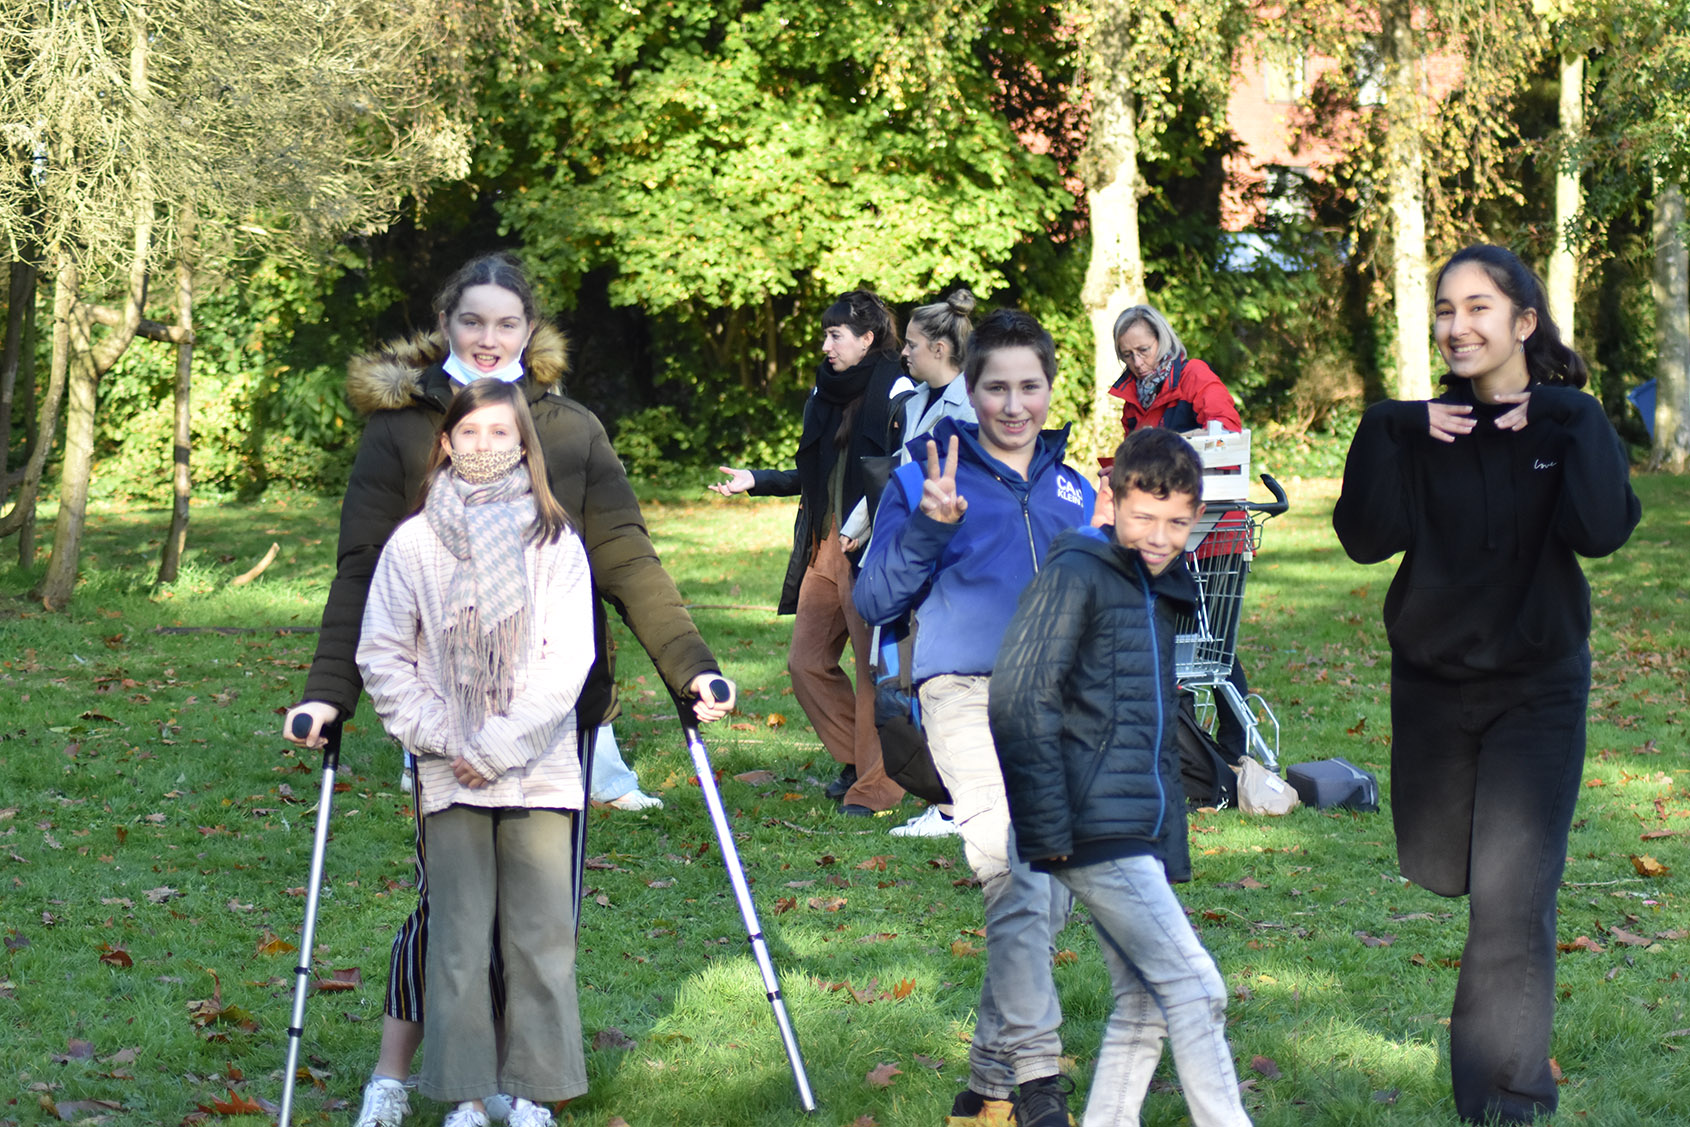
[1134,347,1186,409]
[423,452,534,742]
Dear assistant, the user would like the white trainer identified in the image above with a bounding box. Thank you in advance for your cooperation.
[889,805,957,838]
[441,1104,490,1127]
[507,1097,556,1127]
[352,1077,410,1127]
[607,788,664,811]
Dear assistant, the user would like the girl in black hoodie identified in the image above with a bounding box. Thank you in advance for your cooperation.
[1334,244,1640,1124]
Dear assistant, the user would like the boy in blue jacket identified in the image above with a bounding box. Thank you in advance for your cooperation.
[855,309,1094,1127]
[990,427,1253,1127]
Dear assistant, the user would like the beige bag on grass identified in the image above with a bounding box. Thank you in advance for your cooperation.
[1234,756,1301,816]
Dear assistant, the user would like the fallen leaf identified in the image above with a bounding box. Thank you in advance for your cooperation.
[1606,926,1651,948]
[891,978,916,1000]
[807,896,847,912]
[1550,1058,1567,1085]
[765,712,787,728]
[1631,854,1671,878]
[255,930,297,957]
[772,897,798,914]
[865,1062,902,1088]
[1053,949,1079,966]
[313,967,362,992]
[1250,1054,1281,1079]
[914,1053,945,1070]
[1559,935,1604,953]
[1354,931,1396,947]
[855,855,892,871]
[592,1027,637,1051]
[734,770,776,784]
[51,1039,96,1063]
[97,942,133,967]
[950,939,981,958]
[206,1088,265,1114]
[144,886,180,904]
[858,932,898,943]
[1239,877,1266,890]
[850,1117,879,1127]
[1346,717,1367,736]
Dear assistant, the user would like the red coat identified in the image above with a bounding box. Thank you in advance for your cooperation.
[1109,356,1240,435]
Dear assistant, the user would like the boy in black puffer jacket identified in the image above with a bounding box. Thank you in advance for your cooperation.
[990,428,1253,1127]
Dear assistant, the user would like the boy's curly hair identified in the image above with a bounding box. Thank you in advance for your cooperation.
[1109,428,1202,502]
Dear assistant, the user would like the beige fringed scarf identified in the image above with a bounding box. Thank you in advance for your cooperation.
[423,450,534,743]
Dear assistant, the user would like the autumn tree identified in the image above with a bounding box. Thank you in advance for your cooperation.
[1276,0,1547,401]
[0,0,472,605]
[1073,0,1249,410]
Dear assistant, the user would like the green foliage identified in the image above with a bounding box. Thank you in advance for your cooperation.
[86,249,402,501]
[486,0,1067,322]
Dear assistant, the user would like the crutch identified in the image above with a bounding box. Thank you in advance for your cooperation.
[683,679,817,1112]
[278,715,342,1127]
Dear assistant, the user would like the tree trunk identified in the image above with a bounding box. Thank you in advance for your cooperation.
[1651,178,1690,473]
[1,259,38,507]
[36,3,154,608]
[0,258,76,561]
[1549,51,1583,350]
[158,211,195,584]
[1081,5,1146,422]
[1385,0,1432,401]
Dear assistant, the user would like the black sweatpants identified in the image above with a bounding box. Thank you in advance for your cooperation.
[1389,647,1590,1124]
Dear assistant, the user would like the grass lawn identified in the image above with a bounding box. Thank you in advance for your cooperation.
[0,471,1685,1127]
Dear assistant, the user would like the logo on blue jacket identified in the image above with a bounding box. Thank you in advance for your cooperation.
[1055,472,1084,508]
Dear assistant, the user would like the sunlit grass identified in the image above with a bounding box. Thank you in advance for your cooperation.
[0,472,1685,1124]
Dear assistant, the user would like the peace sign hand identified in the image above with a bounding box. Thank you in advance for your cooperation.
[920,436,968,524]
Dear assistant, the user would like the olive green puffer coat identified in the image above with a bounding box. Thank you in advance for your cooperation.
[301,323,719,728]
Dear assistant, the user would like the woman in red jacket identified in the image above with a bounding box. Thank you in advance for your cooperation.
[1109,303,1241,434]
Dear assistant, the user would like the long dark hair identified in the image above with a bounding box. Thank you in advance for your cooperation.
[821,289,899,449]
[822,289,900,358]
[1435,244,1588,389]
[411,379,574,544]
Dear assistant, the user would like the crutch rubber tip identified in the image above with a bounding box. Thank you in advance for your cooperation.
[290,713,314,739]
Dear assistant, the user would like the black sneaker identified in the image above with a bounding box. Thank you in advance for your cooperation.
[824,764,858,800]
[1014,1074,1074,1127]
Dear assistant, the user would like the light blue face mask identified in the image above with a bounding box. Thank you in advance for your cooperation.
[445,349,526,385]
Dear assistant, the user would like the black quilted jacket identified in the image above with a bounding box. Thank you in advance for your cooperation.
[988,525,1198,880]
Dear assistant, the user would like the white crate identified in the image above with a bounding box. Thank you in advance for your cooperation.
[1186,421,1251,502]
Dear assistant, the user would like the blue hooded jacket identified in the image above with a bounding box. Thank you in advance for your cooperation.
[853,417,1095,683]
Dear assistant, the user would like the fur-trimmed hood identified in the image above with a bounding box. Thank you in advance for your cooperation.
[345,322,571,415]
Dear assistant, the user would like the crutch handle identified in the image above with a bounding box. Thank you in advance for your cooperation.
[707,676,732,703]
[289,713,313,740]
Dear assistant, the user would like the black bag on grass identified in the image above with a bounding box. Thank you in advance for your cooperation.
[1286,757,1379,812]
[1177,691,1242,809]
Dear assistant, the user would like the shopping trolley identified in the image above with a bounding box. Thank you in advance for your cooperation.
[1171,445,1289,771]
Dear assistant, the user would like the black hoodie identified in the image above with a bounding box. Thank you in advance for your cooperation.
[1333,382,1640,679]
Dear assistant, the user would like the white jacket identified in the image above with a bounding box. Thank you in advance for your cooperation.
[357,514,594,816]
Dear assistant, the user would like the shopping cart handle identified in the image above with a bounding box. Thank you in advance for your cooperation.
[1244,473,1290,516]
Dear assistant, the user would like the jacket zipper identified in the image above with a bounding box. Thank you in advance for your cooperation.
[1145,569,1167,840]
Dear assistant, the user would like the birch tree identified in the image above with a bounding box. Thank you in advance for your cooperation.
[0,0,471,606]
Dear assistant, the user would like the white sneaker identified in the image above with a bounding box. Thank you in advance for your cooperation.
[483,1093,514,1122]
[889,806,957,838]
[607,788,664,811]
[507,1098,555,1127]
[352,1077,410,1127]
[442,1104,490,1127]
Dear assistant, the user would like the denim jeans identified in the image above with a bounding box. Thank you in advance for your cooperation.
[1056,855,1251,1127]
[588,723,638,803]
[920,674,1069,1097]
[1391,648,1590,1123]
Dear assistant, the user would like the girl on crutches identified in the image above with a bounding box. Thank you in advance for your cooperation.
[357,379,592,1127]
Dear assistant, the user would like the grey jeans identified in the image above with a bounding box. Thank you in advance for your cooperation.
[920,673,1069,1098]
[420,805,587,1105]
[1057,855,1251,1126]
